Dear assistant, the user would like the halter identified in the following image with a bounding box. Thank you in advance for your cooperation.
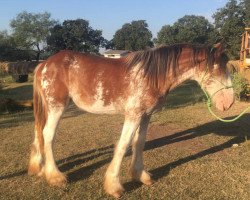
[200,65,250,123]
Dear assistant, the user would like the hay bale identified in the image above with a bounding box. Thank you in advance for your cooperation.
[12,74,29,83]
[7,61,40,74]
[0,62,9,74]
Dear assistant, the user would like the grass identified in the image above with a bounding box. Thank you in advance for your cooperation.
[0,78,250,199]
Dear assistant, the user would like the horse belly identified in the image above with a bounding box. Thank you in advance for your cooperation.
[71,95,120,114]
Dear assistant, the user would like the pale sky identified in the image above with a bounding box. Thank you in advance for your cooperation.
[0,0,228,40]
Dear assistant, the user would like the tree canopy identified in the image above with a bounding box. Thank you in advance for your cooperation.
[213,0,245,59]
[112,20,153,51]
[10,11,57,60]
[242,0,250,26]
[47,19,106,54]
[0,30,34,61]
[156,15,219,46]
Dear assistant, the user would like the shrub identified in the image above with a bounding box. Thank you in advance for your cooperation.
[231,72,249,100]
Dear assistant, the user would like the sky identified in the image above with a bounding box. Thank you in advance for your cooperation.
[0,0,228,40]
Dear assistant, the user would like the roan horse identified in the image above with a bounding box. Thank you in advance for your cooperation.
[28,43,234,198]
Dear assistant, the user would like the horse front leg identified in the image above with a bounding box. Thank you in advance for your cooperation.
[129,114,154,185]
[104,115,141,198]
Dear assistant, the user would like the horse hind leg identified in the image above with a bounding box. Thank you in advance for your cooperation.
[28,104,67,186]
[43,106,67,187]
[28,129,44,177]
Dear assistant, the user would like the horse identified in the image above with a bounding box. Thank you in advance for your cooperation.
[28,43,234,198]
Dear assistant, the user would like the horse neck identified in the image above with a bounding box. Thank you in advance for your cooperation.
[167,66,197,92]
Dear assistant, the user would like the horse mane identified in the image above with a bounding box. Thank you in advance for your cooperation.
[125,43,215,89]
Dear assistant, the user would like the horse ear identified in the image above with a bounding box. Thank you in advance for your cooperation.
[212,42,224,55]
[213,42,222,49]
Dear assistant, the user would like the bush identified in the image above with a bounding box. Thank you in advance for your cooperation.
[231,72,249,100]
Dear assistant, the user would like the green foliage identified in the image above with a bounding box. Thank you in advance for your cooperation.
[0,31,34,61]
[242,0,250,26]
[112,20,153,51]
[156,15,219,46]
[231,72,249,100]
[0,31,14,61]
[10,11,57,60]
[213,0,245,59]
[47,19,105,54]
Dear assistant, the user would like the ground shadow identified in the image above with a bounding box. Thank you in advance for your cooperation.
[0,84,33,101]
[0,101,83,130]
[0,110,34,129]
[1,114,249,188]
[62,114,249,184]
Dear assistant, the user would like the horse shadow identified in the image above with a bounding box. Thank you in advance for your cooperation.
[60,114,250,185]
[1,114,249,190]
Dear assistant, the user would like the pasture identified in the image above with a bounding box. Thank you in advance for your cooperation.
[0,75,250,199]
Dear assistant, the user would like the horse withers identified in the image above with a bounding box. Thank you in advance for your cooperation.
[28,43,234,198]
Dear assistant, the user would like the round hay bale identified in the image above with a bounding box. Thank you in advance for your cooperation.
[12,74,29,83]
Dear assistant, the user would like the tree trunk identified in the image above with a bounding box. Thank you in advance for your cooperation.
[36,44,41,61]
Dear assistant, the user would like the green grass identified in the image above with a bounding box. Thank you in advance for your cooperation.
[0,79,250,199]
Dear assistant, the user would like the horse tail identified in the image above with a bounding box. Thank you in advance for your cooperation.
[33,65,47,154]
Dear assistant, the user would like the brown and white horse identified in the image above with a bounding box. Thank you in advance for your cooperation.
[28,43,234,198]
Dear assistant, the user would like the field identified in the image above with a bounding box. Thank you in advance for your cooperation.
[0,75,250,200]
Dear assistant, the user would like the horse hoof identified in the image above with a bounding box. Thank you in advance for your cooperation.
[142,178,155,186]
[131,170,154,186]
[47,172,67,187]
[104,177,124,198]
[28,163,42,176]
[109,187,125,199]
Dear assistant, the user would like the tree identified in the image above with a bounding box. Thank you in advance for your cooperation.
[47,19,106,54]
[213,0,245,59]
[10,11,57,60]
[0,31,13,60]
[156,25,176,46]
[156,15,219,46]
[0,30,34,61]
[112,20,153,51]
[241,0,250,27]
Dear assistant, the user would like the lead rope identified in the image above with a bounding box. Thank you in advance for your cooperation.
[201,86,250,122]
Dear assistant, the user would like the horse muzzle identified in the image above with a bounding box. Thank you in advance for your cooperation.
[213,88,235,111]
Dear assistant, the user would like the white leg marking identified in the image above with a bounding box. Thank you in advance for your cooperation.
[130,115,153,185]
[43,107,66,186]
[28,130,43,176]
[104,117,141,198]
